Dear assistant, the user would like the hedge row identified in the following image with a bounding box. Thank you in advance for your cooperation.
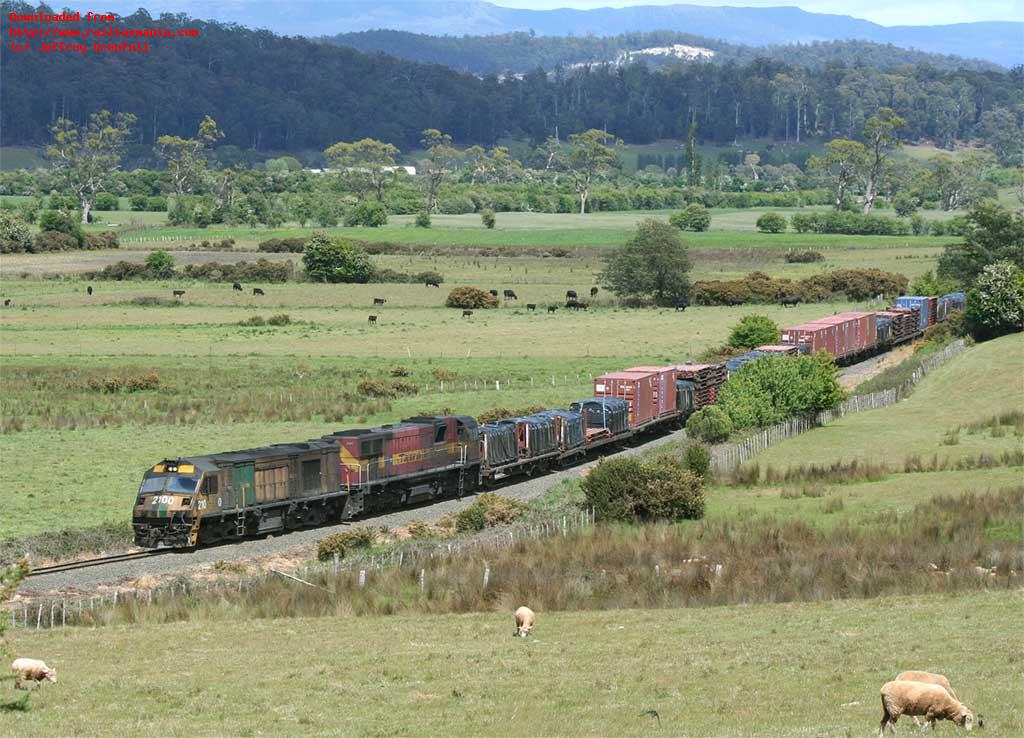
[693,269,908,305]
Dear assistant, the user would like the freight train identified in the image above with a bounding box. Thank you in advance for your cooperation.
[133,293,964,549]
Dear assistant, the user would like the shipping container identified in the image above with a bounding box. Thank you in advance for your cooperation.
[593,370,657,427]
[535,409,585,452]
[480,423,518,468]
[895,296,931,333]
[810,312,878,356]
[781,321,840,356]
[625,366,679,418]
[570,397,630,436]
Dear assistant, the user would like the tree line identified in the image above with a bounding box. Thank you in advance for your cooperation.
[1,2,1020,156]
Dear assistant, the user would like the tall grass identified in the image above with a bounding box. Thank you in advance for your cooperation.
[65,488,1023,628]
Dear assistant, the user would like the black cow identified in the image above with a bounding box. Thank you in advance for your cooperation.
[526,303,536,311]
[726,296,745,307]
[462,310,473,318]
[489,289,499,297]
[566,290,578,300]
[780,294,802,307]
[373,298,386,305]
[672,298,690,312]
[566,301,588,310]
[425,280,440,288]
[368,315,377,325]
[172,290,185,298]
[3,299,10,307]
[232,282,243,291]
[503,290,518,301]
[547,305,558,313]
[590,287,599,298]
[87,285,93,296]
[253,288,265,296]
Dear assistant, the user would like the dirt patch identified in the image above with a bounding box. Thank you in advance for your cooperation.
[838,343,917,391]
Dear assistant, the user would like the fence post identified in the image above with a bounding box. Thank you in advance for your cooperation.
[359,569,366,588]
[61,602,66,628]
[36,605,42,630]
[483,566,490,590]
[419,569,425,593]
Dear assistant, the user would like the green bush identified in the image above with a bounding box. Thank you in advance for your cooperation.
[481,208,496,229]
[415,212,431,228]
[728,314,780,349]
[784,250,824,263]
[686,406,733,443]
[145,250,175,278]
[669,203,711,231]
[756,212,787,233]
[258,237,306,253]
[83,231,120,250]
[267,313,292,326]
[717,352,845,430]
[93,192,119,211]
[344,200,388,227]
[130,194,148,211]
[38,209,83,245]
[962,261,1024,342]
[683,443,712,480]
[32,230,78,252]
[0,211,32,253]
[445,286,499,309]
[147,196,168,212]
[316,528,376,561]
[454,493,527,532]
[303,233,376,283]
[581,455,704,523]
[893,192,918,217]
[182,259,292,283]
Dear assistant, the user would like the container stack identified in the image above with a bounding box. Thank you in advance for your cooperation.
[895,296,931,333]
[673,363,727,407]
[625,366,679,418]
[593,370,657,427]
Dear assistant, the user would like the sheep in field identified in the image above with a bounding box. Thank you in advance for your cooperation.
[895,671,960,727]
[879,680,972,736]
[11,658,57,689]
[513,606,535,638]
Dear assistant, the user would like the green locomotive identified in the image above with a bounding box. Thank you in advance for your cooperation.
[132,441,342,548]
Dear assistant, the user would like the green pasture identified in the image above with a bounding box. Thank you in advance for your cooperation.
[6,590,1021,737]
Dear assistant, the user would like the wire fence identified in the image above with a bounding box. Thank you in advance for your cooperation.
[710,340,968,474]
[7,508,596,630]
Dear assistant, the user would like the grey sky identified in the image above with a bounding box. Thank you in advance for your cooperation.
[496,0,1022,26]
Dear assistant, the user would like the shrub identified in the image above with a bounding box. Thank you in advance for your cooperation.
[89,261,150,280]
[87,372,160,393]
[38,209,83,245]
[789,212,816,233]
[784,250,823,263]
[147,196,168,212]
[357,380,393,398]
[445,286,499,309]
[303,233,376,283]
[316,528,376,561]
[32,230,78,252]
[728,314,780,349]
[756,212,787,233]
[893,192,918,217]
[669,203,711,231]
[686,406,733,443]
[683,443,712,480]
[389,366,411,377]
[183,259,292,283]
[454,493,527,532]
[481,208,496,229]
[258,237,306,253]
[431,368,457,381]
[413,271,444,285]
[962,261,1024,342]
[581,455,704,523]
[344,200,388,227]
[0,211,32,253]
[130,194,148,211]
[93,192,119,211]
[415,212,431,228]
[145,250,175,278]
[83,231,120,250]
[267,313,292,326]
[476,405,547,424]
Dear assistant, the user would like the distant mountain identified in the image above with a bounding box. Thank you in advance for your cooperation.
[322,30,1003,76]
[90,1,1023,67]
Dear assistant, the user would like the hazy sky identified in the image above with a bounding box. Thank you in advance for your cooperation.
[496,0,1023,26]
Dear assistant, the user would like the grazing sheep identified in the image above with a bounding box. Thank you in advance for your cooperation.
[11,658,57,689]
[514,606,535,637]
[879,680,973,736]
[895,671,958,701]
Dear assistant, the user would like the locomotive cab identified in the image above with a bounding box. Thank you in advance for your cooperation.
[132,460,206,548]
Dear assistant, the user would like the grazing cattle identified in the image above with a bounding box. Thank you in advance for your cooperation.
[566,301,588,310]
[526,303,536,311]
[590,287,599,298]
[780,294,802,307]
[488,289,499,297]
[2,299,9,307]
[373,298,386,305]
[425,280,440,288]
[879,680,973,736]
[11,658,57,689]
[672,298,690,312]
[725,296,745,307]
[503,289,518,301]
[547,305,557,313]
[566,290,578,300]
[253,288,265,296]
[367,315,377,325]
[462,310,473,318]
[87,285,93,296]
[172,290,185,298]
[232,282,243,291]
[514,606,535,637]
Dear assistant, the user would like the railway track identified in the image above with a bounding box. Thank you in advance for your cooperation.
[27,550,172,578]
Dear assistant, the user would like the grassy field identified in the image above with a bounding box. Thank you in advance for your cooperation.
[5,590,1021,737]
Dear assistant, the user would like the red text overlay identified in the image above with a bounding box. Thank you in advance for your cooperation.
[7,11,200,54]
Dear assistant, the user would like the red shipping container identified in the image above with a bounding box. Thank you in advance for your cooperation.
[812,312,877,356]
[781,321,840,356]
[626,366,679,418]
[594,371,656,427]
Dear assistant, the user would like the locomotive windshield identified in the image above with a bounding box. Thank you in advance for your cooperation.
[139,476,199,494]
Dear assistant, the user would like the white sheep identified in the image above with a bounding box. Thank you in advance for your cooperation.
[10,658,57,689]
[513,606,535,638]
[879,680,973,736]
[895,670,960,727]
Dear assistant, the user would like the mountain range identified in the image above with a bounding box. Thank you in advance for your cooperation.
[91,1,1023,67]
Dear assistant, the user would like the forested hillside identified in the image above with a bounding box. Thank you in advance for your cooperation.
[323,30,1003,76]
[1,2,1021,153]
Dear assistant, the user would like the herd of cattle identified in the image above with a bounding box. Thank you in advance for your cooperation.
[8,622,983,733]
